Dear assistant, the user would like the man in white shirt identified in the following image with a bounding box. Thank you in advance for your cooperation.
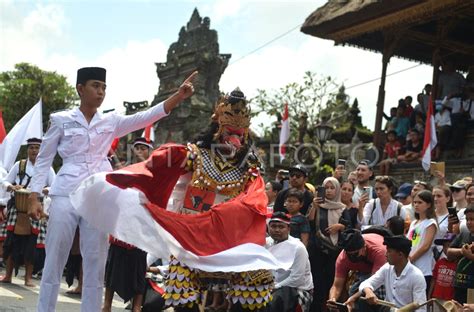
[27,67,196,312]
[0,138,55,287]
[266,212,313,312]
[356,235,427,311]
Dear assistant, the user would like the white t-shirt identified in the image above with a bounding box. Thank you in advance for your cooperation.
[407,218,437,276]
[434,213,449,254]
[457,208,469,234]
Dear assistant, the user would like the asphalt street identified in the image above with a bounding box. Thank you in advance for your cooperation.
[0,266,127,312]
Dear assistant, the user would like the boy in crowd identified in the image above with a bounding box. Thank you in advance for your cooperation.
[448,205,474,304]
[284,188,310,247]
[429,233,457,303]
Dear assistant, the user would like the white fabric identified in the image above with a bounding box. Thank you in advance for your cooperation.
[37,196,109,312]
[71,172,291,273]
[279,104,290,161]
[266,236,313,291]
[434,111,451,127]
[407,218,437,276]
[29,103,168,196]
[457,208,469,234]
[434,213,449,255]
[0,167,10,206]
[359,262,427,311]
[421,102,437,172]
[0,99,43,171]
[359,198,405,227]
[352,185,375,206]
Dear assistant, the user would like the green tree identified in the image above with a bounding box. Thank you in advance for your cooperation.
[252,71,339,144]
[0,63,77,132]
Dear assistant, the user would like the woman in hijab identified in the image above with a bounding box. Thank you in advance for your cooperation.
[307,177,347,312]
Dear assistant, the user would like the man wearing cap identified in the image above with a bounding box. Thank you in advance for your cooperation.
[266,212,313,312]
[0,138,55,287]
[395,183,414,226]
[27,67,197,312]
[450,180,469,234]
[273,164,313,216]
[327,229,387,308]
[356,235,426,311]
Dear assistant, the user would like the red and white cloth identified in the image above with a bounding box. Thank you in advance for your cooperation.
[71,144,290,272]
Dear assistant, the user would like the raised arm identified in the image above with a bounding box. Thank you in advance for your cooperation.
[114,71,197,138]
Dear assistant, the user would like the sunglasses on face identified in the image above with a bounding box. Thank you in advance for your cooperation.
[289,173,304,178]
[414,180,428,187]
[375,175,392,183]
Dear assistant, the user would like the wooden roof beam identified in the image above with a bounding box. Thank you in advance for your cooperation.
[406,30,474,58]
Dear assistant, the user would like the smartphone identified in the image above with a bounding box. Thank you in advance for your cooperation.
[337,159,346,168]
[327,302,349,312]
[448,207,457,217]
[363,186,371,197]
[317,186,326,200]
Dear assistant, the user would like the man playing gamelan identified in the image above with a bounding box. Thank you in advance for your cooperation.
[0,137,55,286]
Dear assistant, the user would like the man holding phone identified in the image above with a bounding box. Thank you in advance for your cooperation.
[273,164,313,216]
[352,160,375,211]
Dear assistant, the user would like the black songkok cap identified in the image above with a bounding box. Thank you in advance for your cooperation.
[338,229,365,252]
[383,235,412,254]
[26,137,42,145]
[76,67,106,85]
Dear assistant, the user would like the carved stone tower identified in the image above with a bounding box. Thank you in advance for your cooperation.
[151,8,231,144]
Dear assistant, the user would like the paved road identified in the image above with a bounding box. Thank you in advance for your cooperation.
[0,266,127,312]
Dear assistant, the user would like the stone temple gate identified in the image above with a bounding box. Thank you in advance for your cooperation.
[151,8,231,144]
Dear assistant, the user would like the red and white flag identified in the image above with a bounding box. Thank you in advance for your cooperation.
[71,144,290,272]
[279,103,290,162]
[142,123,155,142]
[0,111,6,144]
[421,96,437,171]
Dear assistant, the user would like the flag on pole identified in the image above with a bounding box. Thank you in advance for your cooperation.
[142,123,155,142]
[0,99,43,170]
[279,103,290,162]
[421,96,437,171]
[0,111,6,144]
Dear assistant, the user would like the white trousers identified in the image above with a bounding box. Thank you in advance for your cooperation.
[37,196,108,312]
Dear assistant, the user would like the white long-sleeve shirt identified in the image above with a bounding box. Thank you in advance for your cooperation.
[359,262,427,311]
[3,159,55,191]
[29,103,168,196]
[265,236,313,290]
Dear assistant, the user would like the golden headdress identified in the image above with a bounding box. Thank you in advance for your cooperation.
[212,88,251,140]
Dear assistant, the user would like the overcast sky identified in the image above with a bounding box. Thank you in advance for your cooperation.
[0,0,435,133]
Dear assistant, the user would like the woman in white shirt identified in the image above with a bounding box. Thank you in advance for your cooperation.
[407,190,438,293]
[358,176,406,229]
[432,186,451,258]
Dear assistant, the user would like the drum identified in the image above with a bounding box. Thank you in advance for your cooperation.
[15,189,31,213]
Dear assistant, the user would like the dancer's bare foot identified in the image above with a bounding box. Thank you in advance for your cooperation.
[0,275,12,283]
[24,281,35,287]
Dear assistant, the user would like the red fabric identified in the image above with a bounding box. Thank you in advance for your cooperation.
[105,143,268,257]
[432,258,456,300]
[384,141,401,158]
[144,124,152,141]
[0,111,6,144]
[110,138,119,151]
[335,234,387,278]
[148,279,164,294]
[106,143,188,208]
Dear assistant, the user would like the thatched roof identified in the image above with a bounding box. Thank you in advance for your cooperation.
[301,0,474,71]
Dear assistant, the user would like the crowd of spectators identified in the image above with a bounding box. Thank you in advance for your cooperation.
[268,161,474,311]
[379,61,474,175]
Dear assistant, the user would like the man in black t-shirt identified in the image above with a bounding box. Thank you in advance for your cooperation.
[273,164,313,216]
